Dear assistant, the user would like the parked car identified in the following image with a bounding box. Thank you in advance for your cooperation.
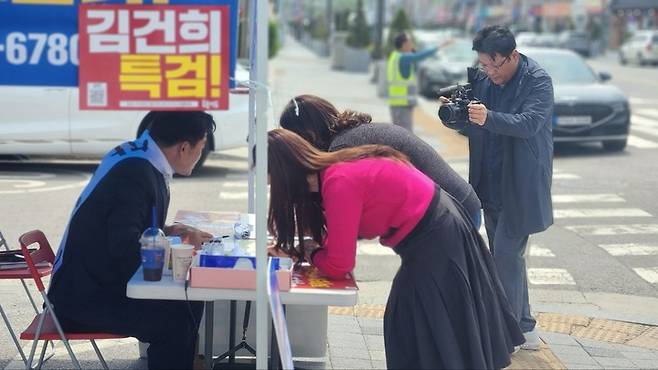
[417,39,477,97]
[0,64,252,171]
[558,31,591,57]
[516,32,559,48]
[516,32,538,47]
[521,47,630,151]
[619,30,658,66]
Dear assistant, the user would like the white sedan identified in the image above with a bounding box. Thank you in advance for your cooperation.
[0,64,252,170]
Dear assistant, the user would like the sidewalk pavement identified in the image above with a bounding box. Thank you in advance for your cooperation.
[271,36,658,369]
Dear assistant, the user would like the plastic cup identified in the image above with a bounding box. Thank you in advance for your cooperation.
[141,248,165,281]
[171,244,195,283]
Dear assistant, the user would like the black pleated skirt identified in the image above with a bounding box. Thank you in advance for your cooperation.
[384,187,524,369]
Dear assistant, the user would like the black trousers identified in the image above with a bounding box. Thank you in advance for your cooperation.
[57,298,204,370]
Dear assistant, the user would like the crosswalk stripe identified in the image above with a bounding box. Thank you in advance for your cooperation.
[221,181,248,188]
[566,224,658,236]
[633,267,658,284]
[632,114,658,127]
[529,245,555,257]
[554,208,652,218]
[219,191,248,200]
[628,135,658,148]
[633,125,658,138]
[636,108,658,120]
[528,268,576,285]
[553,173,580,180]
[598,243,658,256]
[552,194,625,203]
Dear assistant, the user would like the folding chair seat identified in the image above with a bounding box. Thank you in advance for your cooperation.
[19,230,127,370]
[0,230,53,368]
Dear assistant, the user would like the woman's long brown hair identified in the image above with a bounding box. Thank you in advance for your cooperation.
[268,128,409,261]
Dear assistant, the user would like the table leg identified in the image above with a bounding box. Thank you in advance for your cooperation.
[229,300,236,365]
[204,301,214,370]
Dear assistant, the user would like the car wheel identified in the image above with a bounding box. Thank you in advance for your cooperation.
[619,52,627,65]
[602,139,627,152]
[638,53,647,66]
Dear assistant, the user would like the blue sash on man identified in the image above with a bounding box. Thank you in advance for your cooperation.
[52,130,172,274]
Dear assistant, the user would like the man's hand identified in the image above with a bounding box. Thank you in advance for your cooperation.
[468,102,488,126]
[165,223,212,249]
[439,96,451,104]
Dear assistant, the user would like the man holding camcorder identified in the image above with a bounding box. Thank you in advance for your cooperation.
[440,25,554,350]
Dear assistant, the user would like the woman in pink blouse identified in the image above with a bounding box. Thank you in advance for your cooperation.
[267,129,524,369]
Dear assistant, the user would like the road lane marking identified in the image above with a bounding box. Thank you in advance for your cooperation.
[219,191,248,200]
[553,173,580,180]
[529,245,555,257]
[633,267,658,284]
[598,243,658,256]
[566,224,658,236]
[636,108,658,120]
[628,135,658,148]
[221,181,248,188]
[554,208,652,218]
[552,194,625,203]
[528,268,576,285]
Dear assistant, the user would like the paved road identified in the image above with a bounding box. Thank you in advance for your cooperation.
[2,49,658,368]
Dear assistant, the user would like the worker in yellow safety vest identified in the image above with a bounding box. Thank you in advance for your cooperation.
[387,32,452,130]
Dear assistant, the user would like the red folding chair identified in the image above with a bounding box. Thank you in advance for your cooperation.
[0,230,54,368]
[19,230,126,370]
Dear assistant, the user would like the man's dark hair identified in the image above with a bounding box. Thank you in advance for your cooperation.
[394,33,409,50]
[472,25,516,59]
[141,111,216,147]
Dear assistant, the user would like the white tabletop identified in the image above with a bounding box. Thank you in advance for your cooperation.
[126,268,358,307]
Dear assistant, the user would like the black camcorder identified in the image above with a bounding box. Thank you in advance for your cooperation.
[437,83,479,124]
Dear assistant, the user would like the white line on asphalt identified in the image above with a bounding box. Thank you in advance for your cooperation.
[219,191,248,200]
[636,108,658,120]
[566,224,658,236]
[552,194,626,203]
[629,97,658,105]
[0,180,89,194]
[598,243,658,256]
[221,181,248,188]
[633,267,658,284]
[628,135,658,148]
[529,245,555,257]
[633,125,658,138]
[528,268,576,285]
[554,208,652,218]
[553,173,581,180]
[357,241,395,256]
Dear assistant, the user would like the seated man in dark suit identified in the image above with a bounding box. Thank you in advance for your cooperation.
[48,111,215,369]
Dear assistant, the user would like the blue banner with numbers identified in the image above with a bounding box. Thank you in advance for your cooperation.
[0,0,238,87]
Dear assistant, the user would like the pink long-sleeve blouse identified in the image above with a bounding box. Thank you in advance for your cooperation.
[311,158,435,279]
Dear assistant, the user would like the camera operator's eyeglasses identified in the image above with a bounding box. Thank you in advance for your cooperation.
[478,55,511,73]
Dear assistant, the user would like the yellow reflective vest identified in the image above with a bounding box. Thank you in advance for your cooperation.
[387,50,417,107]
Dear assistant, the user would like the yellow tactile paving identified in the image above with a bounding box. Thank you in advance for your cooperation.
[328,306,658,351]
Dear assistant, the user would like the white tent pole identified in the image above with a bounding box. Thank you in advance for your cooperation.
[254,0,269,368]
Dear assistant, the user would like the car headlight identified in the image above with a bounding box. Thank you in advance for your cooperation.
[609,101,629,113]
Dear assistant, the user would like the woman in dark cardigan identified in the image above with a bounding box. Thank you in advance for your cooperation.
[279,94,483,228]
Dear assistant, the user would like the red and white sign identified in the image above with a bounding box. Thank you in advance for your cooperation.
[79,4,230,110]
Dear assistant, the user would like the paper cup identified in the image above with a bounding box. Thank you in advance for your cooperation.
[171,244,195,283]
